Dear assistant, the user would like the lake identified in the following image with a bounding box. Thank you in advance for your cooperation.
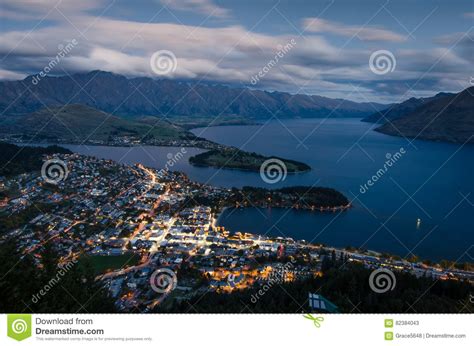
[62,118,473,262]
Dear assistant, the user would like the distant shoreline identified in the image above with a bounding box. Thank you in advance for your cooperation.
[3,133,312,174]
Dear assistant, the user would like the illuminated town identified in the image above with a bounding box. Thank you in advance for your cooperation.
[1,153,472,312]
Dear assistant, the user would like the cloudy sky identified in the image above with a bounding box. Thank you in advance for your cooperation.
[0,0,472,102]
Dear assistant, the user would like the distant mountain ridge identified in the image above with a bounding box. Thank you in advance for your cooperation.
[362,92,454,124]
[0,70,387,118]
[375,87,474,143]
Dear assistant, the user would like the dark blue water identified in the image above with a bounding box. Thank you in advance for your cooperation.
[191,119,473,262]
[62,119,473,261]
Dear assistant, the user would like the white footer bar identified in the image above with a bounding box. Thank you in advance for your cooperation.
[1,314,471,345]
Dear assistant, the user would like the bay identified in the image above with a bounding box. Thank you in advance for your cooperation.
[60,118,473,261]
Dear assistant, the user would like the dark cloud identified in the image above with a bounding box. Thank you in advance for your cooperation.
[0,0,471,102]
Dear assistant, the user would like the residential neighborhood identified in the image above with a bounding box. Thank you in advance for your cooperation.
[1,153,473,312]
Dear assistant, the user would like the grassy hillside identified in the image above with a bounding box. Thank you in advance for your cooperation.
[162,114,257,129]
[0,104,191,143]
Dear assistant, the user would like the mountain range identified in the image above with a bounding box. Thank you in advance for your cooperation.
[361,92,454,124]
[0,71,472,145]
[0,71,387,119]
[365,87,474,143]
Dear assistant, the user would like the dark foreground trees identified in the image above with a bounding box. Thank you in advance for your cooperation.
[0,240,115,313]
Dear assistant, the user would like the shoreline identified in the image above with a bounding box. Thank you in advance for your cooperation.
[2,142,470,265]
[8,138,312,175]
[213,204,472,267]
[188,161,311,174]
[5,122,468,263]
